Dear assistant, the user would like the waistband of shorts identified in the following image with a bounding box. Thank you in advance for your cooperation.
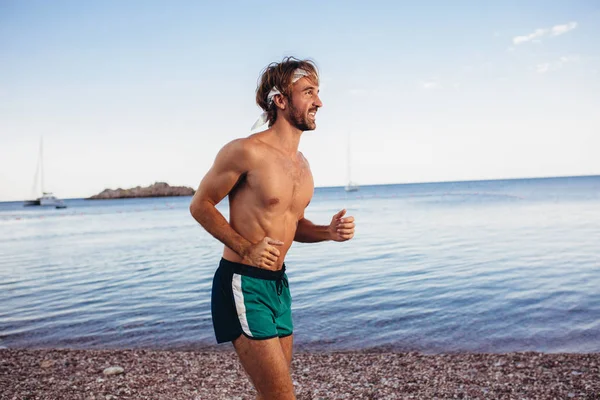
[220,258,286,280]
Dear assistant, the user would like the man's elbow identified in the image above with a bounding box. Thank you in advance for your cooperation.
[189,198,208,222]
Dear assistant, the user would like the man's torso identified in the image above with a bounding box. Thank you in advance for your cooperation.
[222,134,314,268]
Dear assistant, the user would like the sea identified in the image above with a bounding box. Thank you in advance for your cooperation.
[1,176,599,353]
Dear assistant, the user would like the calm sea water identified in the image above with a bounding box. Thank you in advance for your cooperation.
[1,176,599,353]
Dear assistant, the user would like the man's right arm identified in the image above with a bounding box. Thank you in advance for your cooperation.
[189,139,253,259]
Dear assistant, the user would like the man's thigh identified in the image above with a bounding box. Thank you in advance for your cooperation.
[233,335,295,400]
[279,334,293,367]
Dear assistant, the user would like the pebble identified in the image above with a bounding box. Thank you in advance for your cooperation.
[103,366,124,376]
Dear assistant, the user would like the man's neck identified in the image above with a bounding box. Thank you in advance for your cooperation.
[269,118,303,156]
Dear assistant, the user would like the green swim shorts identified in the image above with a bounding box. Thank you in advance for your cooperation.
[211,258,293,343]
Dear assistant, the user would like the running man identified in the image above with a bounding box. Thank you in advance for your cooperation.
[190,57,355,400]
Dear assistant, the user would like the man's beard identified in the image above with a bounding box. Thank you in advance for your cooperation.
[288,101,316,131]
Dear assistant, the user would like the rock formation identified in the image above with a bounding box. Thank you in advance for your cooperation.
[87,182,194,200]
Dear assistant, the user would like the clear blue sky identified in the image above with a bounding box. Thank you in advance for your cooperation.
[1,0,599,201]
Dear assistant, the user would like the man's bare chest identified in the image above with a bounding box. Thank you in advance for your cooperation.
[245,161,314,213]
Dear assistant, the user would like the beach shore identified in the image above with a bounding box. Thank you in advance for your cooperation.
[1,349,598,399]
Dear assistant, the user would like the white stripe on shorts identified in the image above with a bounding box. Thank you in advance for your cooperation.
[232,273,253,337]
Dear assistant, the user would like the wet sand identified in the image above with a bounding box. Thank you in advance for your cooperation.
[1,348,598,399]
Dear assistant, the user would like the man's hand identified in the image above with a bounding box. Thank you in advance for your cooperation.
[243,237,284,270]
[329,209,355,242]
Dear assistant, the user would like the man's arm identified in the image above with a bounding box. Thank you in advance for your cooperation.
[294,217,332,243]
[190,139,283,269]
[294,209,355,243]
[189,139,253,258]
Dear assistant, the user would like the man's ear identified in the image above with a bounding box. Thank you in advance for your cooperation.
[273,94,287,110]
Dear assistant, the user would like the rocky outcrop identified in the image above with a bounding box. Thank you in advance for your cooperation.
[87,182,194,200]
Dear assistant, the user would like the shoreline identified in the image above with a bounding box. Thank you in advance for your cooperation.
[1,348,598,399]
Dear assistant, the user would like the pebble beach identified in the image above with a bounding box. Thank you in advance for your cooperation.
[1,348,599,399]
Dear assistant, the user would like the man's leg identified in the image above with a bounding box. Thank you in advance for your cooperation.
[233,334,295,400]
[279,334,293,367]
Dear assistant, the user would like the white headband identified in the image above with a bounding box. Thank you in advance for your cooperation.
[251,69,311,131]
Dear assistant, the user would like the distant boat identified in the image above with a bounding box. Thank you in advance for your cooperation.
[345,132,359,192]
[345,183,359,192]
[24,138,67,209]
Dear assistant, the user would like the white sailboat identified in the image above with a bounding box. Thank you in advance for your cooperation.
[24,138,67,209]
[344,132,359,192]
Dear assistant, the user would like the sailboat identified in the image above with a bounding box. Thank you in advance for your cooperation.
[344,132,359,192]
[24,138,67,209]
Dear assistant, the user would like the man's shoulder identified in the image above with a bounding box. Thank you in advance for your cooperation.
[297,151,311,167]
[232,131,277,155]
[221,136,260,155]
[215,136,266,170]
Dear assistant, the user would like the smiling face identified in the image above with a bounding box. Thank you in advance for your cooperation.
[286,77,322,131]
[255,58,321,128]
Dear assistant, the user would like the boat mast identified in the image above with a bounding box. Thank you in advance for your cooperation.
[347,132,351,185]
[40,137,45,194]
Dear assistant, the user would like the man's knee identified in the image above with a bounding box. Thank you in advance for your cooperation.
[233,335,295,398]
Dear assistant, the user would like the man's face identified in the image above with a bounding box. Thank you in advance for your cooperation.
[286,77,322,131]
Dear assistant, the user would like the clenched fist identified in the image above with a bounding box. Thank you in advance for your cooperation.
[329,209,355,242]
[243,237,284,270]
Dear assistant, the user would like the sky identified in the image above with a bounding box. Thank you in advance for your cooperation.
[1,0,599,201]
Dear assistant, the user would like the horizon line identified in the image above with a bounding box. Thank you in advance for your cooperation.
[1,173,598,204]
[326,173,600,189]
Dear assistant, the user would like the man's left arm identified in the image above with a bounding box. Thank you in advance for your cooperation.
[294,209,355,243]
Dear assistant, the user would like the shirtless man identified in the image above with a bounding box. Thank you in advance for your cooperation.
[189,57,355,399]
